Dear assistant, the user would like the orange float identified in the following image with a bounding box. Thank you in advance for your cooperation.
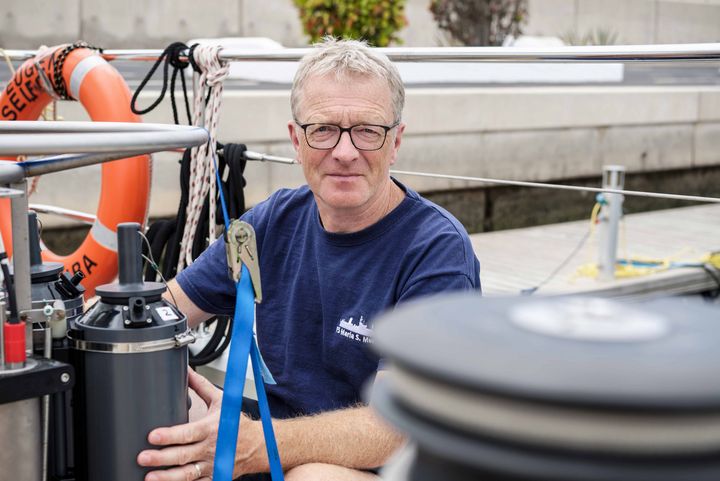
[0,44,151,297]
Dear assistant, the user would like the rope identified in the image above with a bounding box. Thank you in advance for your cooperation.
[0,48,15,73]
[130,42,198,125]
[141,144,247,366]
[573,201,720,282]
[177,44,229,272]
[51,41,104,100]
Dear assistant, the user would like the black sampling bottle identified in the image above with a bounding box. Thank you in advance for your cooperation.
[69,222,192,481]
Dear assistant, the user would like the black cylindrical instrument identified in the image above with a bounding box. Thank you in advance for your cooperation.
[70,222,191,481]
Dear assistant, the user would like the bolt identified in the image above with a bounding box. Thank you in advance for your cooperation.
[145,305,150,310]
[146,319,152,324]
[60,373,70,383]
[43,305,54,316]
[122,306,128,311]
[124,320,130,325]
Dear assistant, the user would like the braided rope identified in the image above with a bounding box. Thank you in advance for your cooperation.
[177,44,228,271]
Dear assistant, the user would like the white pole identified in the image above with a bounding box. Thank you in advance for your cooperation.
[597,166,626,281]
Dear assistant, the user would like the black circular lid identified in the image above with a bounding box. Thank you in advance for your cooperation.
[373,294,720,411]
[95,281,166,300]
[72,298,186,343]
[10,261,63,283]
[30,262,63,282]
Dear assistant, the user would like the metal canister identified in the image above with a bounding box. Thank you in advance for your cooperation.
[4,212,86,480]
[69,223,191,481]
[7,212,86,348]
[0,296,75,481]
[371,295,720,481]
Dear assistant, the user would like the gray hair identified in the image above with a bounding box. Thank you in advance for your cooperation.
[291,37,405,123]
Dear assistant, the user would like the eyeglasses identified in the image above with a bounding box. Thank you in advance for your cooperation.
[296,121,400,151]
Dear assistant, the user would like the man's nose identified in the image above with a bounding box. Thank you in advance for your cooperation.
[332,131,359,161]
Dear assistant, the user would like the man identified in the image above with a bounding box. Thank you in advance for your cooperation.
[138,38,481,481]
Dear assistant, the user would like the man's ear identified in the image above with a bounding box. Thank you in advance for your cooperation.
[389,122,405,166]
[288,120,301,159]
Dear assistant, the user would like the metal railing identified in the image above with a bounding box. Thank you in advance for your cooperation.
[0,121,208,351]
[5,43,720,63]
[2,43,719,290]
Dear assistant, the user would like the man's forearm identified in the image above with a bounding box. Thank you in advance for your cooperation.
[241,405,405,474]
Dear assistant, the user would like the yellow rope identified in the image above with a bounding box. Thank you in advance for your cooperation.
[701,252,720,269]
[575,202,718,280]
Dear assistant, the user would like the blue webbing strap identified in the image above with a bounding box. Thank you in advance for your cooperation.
[210,149,284,481]
[212,268,255,481]
[251,338,284,481]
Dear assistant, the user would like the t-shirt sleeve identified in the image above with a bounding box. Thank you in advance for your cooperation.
[378,230,481,371]
[176,238,236,316]
[396,230,481,305]
[398,273,476,303]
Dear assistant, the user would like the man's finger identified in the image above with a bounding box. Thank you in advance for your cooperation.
[146,419,210,447]
[143,462,208,481]
[137,444,207,469]
[188,369,222,405]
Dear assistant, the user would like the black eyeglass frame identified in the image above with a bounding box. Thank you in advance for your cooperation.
[295,120,400,151]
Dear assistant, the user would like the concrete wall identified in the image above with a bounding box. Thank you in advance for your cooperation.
[2,0,720,48]
[31,85,720,227]
[525,0,720,45]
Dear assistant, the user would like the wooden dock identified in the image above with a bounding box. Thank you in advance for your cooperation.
[469,204,719,300]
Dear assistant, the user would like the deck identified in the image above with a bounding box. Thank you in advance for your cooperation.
[470,204,719,300]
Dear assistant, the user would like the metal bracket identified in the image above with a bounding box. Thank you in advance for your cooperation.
[19,303,66,324]
[225,220,263,303]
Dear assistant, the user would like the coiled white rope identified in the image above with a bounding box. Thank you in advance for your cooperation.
[178,44,229,271]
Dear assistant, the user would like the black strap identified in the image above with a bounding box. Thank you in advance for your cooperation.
[142,143,248,366]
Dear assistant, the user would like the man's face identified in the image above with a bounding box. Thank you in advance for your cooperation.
[288,74,404,213]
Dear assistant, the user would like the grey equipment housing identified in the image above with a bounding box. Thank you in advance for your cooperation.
[69,222,192,481]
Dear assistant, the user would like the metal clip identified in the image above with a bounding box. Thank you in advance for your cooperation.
[225,220,263,303]
[174,330,196,347]
[34,60,61,101]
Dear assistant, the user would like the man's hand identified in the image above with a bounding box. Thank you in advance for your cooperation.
[137,369,263,481]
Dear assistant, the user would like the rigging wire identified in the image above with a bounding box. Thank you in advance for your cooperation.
[389,169,720,204]
[235,150,720,204]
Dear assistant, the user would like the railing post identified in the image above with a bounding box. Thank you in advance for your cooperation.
[597,165,626,281]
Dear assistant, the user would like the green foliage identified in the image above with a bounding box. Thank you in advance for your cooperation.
[293,0,408,47]
[429,0,528,46]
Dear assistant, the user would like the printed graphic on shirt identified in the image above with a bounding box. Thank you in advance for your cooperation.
[335,315,374,344]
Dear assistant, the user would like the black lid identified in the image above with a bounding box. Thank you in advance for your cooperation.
[72,299,186,343]
[373,295,720,411]
[94,223,166,300]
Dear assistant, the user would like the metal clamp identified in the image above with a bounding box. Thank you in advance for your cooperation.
[20,302,66,324]
[225,220,262,303]
[69,329,196,354]
[174,330,196,347]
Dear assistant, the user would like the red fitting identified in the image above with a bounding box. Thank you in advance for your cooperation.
[4,322,26,364]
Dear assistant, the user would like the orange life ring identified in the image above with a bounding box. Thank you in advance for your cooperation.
[0,45,151,297]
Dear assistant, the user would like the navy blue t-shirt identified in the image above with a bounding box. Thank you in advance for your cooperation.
[177,180,481,418]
